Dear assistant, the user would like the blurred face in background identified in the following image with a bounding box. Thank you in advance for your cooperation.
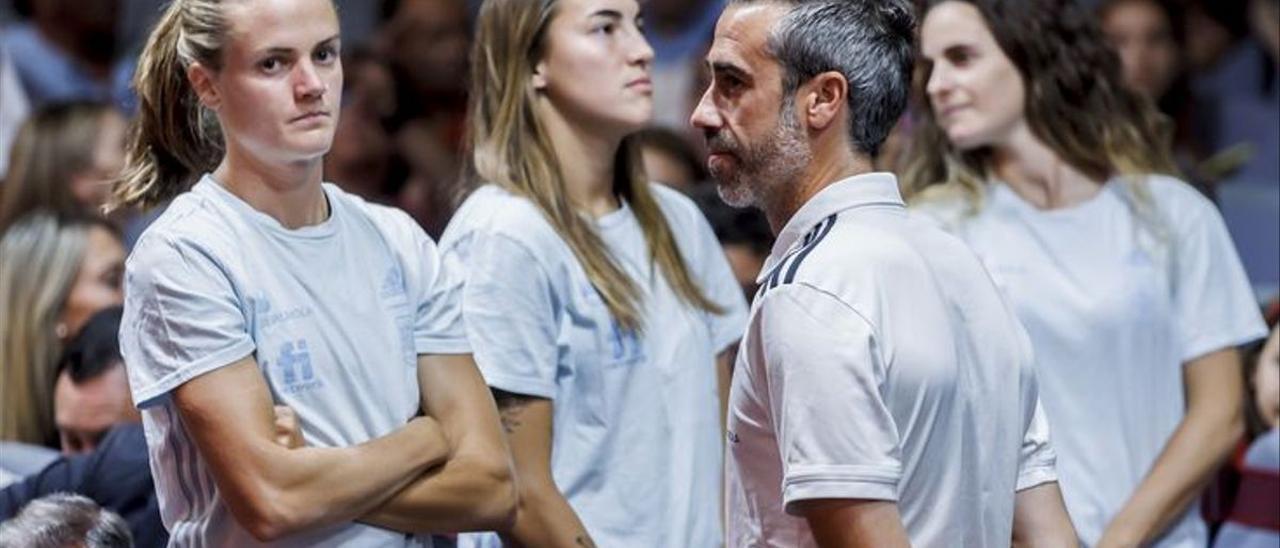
[58,226,124,340]
[1100,0,1180,101]
[385,0,470,97]
[921,1,1028,151]
[70,109,127,211]
[54,363,137,455]
[1255,328,1280,429]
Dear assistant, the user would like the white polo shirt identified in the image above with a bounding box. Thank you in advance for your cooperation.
[726,172,1057,548]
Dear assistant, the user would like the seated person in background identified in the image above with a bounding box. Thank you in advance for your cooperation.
[0,493,133,548]
[54,306,138,455]
[1214,326,1280,547]
[0,307,162,547]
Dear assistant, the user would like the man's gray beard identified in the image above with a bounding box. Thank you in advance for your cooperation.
[714,107,810,209]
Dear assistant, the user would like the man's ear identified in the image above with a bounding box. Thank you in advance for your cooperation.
[802,71,848,131]
[531,59,549,91]
[188,62,221,111]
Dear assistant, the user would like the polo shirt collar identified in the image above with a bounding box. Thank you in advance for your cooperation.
[758,172,904,283]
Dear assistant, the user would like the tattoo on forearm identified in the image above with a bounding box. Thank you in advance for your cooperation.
[491,388,536,434]
[575,534,596,547]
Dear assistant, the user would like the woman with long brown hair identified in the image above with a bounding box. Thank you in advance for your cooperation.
[442,0,748,546]
[0,101,127,233]
[906,0,1266,546]
[108,0,513,544]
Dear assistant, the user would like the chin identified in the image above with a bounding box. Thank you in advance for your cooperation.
[945,128,989,152]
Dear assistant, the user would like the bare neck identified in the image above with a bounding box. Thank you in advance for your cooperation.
[213,148,328,229]
[539,103,622,219]
[990,126,1104,210]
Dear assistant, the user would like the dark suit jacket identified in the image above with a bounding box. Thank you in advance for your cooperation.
[0,423,166,547]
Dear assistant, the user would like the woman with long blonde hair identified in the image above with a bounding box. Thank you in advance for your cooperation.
[107,0,514,543]
[907,0,1266,545]
[442,0,748,545]
[0,212,124,447]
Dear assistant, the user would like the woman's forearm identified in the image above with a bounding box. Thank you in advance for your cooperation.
[501,485,597,548]
[231,416,450,540]
[1100,350,1244,547]
[359,452,515,533]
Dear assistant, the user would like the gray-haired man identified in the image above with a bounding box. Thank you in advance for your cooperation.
[691,1,1078,545]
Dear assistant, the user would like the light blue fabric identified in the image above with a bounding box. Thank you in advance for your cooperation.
[444,183,748,548]
[122,176,467,547]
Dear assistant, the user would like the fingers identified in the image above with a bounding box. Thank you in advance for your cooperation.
[273,405,304,448]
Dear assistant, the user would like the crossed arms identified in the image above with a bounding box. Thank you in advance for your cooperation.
[173,352,515,541]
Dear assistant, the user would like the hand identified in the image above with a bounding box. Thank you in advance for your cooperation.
[272,405,306,449]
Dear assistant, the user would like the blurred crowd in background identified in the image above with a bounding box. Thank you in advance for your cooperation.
[0,0,1276,546]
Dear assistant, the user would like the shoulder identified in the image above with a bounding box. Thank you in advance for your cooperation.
[442,184,566,256]
[129,192,239,274]
[907,184,974,231]
[1135,174,1216,216]
[325,183,427,246]
[760,214,912,293]
[648,182,705,223]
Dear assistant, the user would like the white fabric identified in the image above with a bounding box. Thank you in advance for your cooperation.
[121,176,469,547]
[914,174,1267,547]
[726,173,1056,548]
[442,183,748,548]
[0,39,30,179]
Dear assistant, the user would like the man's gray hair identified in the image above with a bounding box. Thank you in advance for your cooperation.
[0,493,133,548]
[736,0,916,156]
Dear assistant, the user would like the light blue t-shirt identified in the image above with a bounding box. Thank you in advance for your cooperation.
[442,184,748,548]
[121,176,470,547]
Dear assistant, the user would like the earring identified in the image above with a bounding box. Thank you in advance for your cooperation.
[54,322,68,340]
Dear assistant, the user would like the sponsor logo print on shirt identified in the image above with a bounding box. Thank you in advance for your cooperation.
[251,295,315,331]
[268,339,324,395]
[381,265,407,298]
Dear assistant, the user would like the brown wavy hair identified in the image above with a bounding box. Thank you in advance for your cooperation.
[465,0,722,331]
[0,102,118,233]
[903,0,1178,218]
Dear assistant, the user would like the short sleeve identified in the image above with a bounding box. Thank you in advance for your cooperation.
[121,237,256,408]
[1170,198,1267,361]
[410,231,471,355]
[688,207,750,352]
[1016,398,1058,491]
[449,230,560,399]
[759,283,902,513]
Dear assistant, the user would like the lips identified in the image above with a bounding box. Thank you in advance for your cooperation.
[626,77,652,91]
[290,111,330,123]
[935,104,966,120]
